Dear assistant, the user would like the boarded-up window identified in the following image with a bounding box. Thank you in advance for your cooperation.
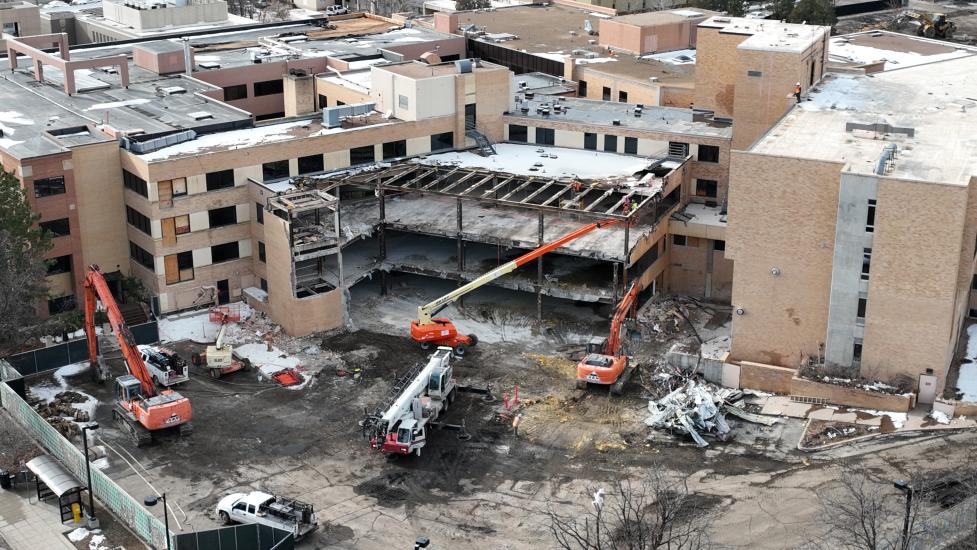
[164,251,193,285]
[174,215,190,234]
[158,179,173,207]
[161,218,176,246]
[171,177,187,196]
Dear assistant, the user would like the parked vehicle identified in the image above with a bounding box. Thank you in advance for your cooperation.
[138,345,190,387]
[324,4,347,15]
[216,491,318,540]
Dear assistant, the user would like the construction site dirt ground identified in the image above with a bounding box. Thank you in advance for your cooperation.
[18,280,977,549]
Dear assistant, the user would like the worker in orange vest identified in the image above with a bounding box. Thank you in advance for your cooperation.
[794,82,802,104]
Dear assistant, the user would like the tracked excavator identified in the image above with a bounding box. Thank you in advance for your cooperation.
[84,265,193,446]
[576,282,640,395]
[409,218,624,355]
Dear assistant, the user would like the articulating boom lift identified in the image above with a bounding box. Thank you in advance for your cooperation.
[84,265,193,446]
[576,282,639,394]
[409,218,623,355]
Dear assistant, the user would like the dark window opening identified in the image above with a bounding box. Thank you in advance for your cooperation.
[256,203,265,224]
[262,160,289,181]
[223,84,247,101]
[672,235,687,246]
[602,86,611,101]
[47,254,72,275]
[578,80,587,97]
[336,100,345,107]
[122,170,147,197]
[853,341,863,362]
[255,112,285,121]
[584,133,597,150]
[714,239,726,252]
[258,241,266,263]
[318,94,328,109]
[129,242,154,270]
[857,297,867,320]
[211,241,240,263]
[861,248,871,281]
[260,278,268,292]
[298,154,324,175]
[253,79,284,96]
[698,145,720,163]
[40,218,70,237]
[695,179,718,198]
[350,145,375,165]
[48,295,76,315]
[126,206,151,235]
[431,132,454,151]
[618,90,628,103]
[34,176,67,198]
[464,103,476,129]
[535,128,555,145]
[603,135,617,153]
[382,140,407,160]
[747,70,762,77]
[866,199,876,233]
[508,125,528,143]
[624,137,638,155]
[206,170,235,191]
[208,206,237,228]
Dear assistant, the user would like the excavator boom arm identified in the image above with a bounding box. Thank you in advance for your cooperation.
[84,265,157,397]
[416,219,623,325]
[606,283,638,357]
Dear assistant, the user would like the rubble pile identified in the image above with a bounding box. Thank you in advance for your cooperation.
[31,390,91,438]
[644,374,777,447]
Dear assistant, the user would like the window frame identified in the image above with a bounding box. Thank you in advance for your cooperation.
[253,79,284,97]
[39,218,71,237]
[206,170,235,191]
[33,176,67,198]
[211,241,241,264]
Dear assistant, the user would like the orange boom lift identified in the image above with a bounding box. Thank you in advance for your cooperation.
[84,265,193,446]
[576,282,639,394]
[409,219,623,355]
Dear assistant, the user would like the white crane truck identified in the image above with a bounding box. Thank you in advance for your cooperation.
[365,347,458,457]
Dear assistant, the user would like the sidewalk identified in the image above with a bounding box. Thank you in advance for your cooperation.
[0,487,77,550]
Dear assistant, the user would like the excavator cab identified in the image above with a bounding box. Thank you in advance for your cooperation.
[585,337,608,355]
[115,374,144,403]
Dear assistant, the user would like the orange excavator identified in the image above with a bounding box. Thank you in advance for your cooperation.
[84,265,193,447]
[576,282,639,394]
[410,219,623,355]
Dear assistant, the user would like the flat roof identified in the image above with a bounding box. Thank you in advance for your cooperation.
[828,31,974,71]
[751,53,977,184]
[612,8,717,26]
[699,16,827,53]
[508,96,732,139]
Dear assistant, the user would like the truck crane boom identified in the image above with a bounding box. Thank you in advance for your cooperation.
[410,218,624,354]
[576,282,639,393]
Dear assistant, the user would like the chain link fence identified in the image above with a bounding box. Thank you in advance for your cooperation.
[911,494,977,550]
[0,361,170,549]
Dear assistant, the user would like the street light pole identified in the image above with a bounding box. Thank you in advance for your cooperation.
[81,423,99,529]
[144,493,171,550]
[894,479,914,549]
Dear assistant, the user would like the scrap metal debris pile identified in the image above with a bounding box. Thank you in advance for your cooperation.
[644,374,776,447]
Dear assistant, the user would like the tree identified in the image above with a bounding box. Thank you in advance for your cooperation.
[815,466,931,550]
[455,0,490,11]
[547,471,714,550]
[770,0,796,21]
[789,0,837,27]
[0,168,51,354]
[689,0,746,17]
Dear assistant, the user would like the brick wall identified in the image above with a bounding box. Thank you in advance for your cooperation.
[738,360,794,393]
[791,377,913,412]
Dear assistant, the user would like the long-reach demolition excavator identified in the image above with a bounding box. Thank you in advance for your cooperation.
[576,282,639,395]
[409,218,624,355]
[84,265,193,446]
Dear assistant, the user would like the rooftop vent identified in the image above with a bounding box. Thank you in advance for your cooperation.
[612,119,621,126]
[714,17,731,22]
[322,101,376,128]
[189,111,213,121]
[161,86,187,95]
[454,59,473,74]
[120,129,196,154]
[198,61,221,70]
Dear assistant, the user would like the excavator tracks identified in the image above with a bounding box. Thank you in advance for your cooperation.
[113,409,152,448]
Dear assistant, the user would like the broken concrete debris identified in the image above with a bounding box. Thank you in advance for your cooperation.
[644,376,776,447]
[31,391,92,438]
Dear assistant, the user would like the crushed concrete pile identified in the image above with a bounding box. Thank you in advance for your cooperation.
[645,376,777,447]
[30,390,92,438]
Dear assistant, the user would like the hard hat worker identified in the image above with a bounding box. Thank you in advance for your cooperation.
[794,82,802,104]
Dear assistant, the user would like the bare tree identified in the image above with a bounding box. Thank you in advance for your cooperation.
[547,470,714,550]
[816,466,931,550]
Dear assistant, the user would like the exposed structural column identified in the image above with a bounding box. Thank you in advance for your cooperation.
[537,211,544,321]
[378,181,387,295]
[457,198,465,306]
[334,184,345,318]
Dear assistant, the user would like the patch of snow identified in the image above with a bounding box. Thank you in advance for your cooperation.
[957,325,977,401]
[828,37,971,70]
[194,54,221,62]
[68,527,91,541]
[140,121,314,160]
[798,75,864,112]
[929,410,951,424]
[641,49,696,65]
[84,99,152,111]
[535,52,567,62]
[589,11,612,18]
[854,408,908,429]
[89,533,108,550]
[158,303,254,343]
[0,110,34,135]
[575,57,616,65]
[31,361,99,421]
[91,457,110,470]
[415,144,651,180]
[235,343,301,375]
[54,361,91,386]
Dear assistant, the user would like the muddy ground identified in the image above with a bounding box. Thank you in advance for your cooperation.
[22,282,977,549]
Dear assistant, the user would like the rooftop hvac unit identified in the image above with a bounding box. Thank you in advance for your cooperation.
[583,20,594,35]
[322,101,376,128]
[612,119,621,126]
[120,129,196,154]
[454,59,473,74]
[519,81,528,88]
[161,86,186,95]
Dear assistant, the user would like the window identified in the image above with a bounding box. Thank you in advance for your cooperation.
[695,179,718,198]
[129,242,154,270]
[298,155,324,175]
[40,218,70,237]
[350,145,375,165]
[698,145,720,163]
[165,251,194,285]
[584,133,597,150]
[603,135,617,153]
[262,160,289,181]
[126,206,151,235]
[382,140,407,160]
[336,101,345,107]
[122,170,147,197]
[866,199,876,233]
[208,206,237,228]
[714,239,726,251]
[398,94,409,109]
[318,94,328,109]
[861,248,872,281]
[256,203,264,225]
[578,80,587,97]
[3,21,21,37]
[222,84,247,101]
[158,177,187,199]
[34,176,66,198]
[972,274,977,290]
[672,235,686,246]
[48,295,76,315]
[618,90,628,103]
[431,132,454,151]
[464,104,476,128]
[624,137,638,155]
[258,241,266,262]
[47,255,72,275]
[668,141,690,157]
[508,125,528,143]
[206,170,235,191]
[260,278,268,292]
[253,79,284,96]
[602,86,611,101]
[255,112,285,121]
[535,128,555,145]
[853,341,863,363]
[856,297,867,320]
[747,70,763,77]
[173,214,190,235]
[211,241,240,263]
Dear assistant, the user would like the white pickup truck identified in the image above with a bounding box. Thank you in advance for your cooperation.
[137,345,189,387]
[216,491,318,540]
